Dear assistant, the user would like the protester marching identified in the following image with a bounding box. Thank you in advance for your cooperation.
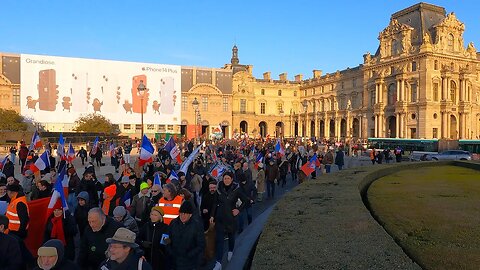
[0,131,380,270]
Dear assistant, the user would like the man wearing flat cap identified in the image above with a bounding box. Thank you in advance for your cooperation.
[99,227,152,270]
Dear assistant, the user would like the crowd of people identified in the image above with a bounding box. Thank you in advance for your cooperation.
[0,136,355,270]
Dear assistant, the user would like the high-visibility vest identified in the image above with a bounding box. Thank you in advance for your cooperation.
[6,195,30,232]
[157,195,183,225]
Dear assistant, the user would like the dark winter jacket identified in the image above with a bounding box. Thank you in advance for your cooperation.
[74,191,91,237]
[33,239,80,270]
[0,233,23,270]
[138,221,169,270]
[211,181,249,233]
[265,162,279,182]
[168,216,205,270]
[99,249,152,270]
[76,177,103,207]
[78,217,121,269]
[44,210,78,260]
[239,180,256,208]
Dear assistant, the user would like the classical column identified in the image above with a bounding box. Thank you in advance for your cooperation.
[375,84,379,104]
[399,113,403,138]
[325,118,330,139]
[396,79,401,102]
[459,78,464,102]
[379,114,384,138]
[374,115,378,137]
[441,77,446,101]
[395,113,400,138]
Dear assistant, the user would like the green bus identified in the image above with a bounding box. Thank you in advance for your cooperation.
[367,138,439,152]
[458,140,480,154]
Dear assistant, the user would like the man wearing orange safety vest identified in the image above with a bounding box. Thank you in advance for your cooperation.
[5,183,30,239]
[157,183,183,225]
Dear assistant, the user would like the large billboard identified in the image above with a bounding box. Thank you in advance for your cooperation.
[20,54,181,125]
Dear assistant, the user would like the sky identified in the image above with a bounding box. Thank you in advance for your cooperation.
[1,1,478,80]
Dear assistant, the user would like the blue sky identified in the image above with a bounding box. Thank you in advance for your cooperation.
[1,1,478,79]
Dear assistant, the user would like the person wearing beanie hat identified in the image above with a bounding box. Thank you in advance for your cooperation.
[129,182,151,228]
[138,205,168,269]
[157,183,183,225]
[35,239,79,270]
[76,169,103,209]
[101,184,119,216]
[74,191,91,237]
[113,206,139,235]
[168,201,205,270]
[44,199,77,261]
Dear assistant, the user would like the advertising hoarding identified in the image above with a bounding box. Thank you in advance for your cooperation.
[20,54,181,125]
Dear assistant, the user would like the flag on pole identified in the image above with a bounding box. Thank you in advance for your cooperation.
[109,142,115,157]
[154,173,162,186]
[254,153,264,169]
[164,137,182,164]
[67,143,76,163]
[46,165,69,220]
[179,144,201,174]
[90,137,99,155]
[29,130,42,150]
[31,151,50,173]
[120,190,132,207]
[139,135,154,166]
[275,139,285,156]
[167,170,179,183]
[57,133,65,160]
[301,154,317,176]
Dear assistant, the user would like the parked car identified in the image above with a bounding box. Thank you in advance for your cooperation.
[426,150,472,161]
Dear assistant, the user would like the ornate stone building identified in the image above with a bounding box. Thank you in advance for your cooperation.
[298,3,480,141]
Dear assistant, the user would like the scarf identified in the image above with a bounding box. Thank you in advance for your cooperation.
[51,216,66,246]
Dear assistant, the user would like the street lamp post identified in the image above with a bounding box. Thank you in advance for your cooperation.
[192,97,199,141]
[137,80,146,139]
[302,100,308,138]
[279,108,284,138]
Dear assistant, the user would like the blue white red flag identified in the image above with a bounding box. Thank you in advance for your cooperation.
[67,143,76,163]
[31,151,50,173]
[29,130,42,150]
[167,170,179,183]
[179,144,200,174]
[275,139,285,156]
[154,173,162,186]
[47,165,69,218]
[109,143,115,157]
[164,137,182,164]
[57,133,66,160]
[301,154,317,176]
[254,153,264,169]
[90,137,99,155]
[121,190,132,207]
[139,135,154,166]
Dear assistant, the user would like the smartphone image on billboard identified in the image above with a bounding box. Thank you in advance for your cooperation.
[159,77,175,114]
[132,75,148,114]
[38,69,58,111]
[71,72,88,112]
[101,74,119,113]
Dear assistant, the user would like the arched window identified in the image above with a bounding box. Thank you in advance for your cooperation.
[450,81,457,104]
[448,33,454,51]
[370,90,376,106]
[434,60,438,70]
[388,83,396,105]
[433,82,439,101]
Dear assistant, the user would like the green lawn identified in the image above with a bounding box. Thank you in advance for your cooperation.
[368,165,480,270]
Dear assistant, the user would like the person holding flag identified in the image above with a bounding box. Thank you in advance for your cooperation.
[301,153,318,177]
[30,151,50,174]
[29,130,43,151]
[164,137,182,164]
[44,166,78,260]
[66,143,76,163]
[57,134,66,161]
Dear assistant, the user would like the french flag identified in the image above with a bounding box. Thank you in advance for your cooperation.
[275,139,285,156]
[164,137,182,164]
[31,151,50,173]
[109,143,115,157]
[57,134,66,160]
[301,154,317,176]
[254,153,264,169]
[29,130,42,151]
[154,172,162,186]
[139,135,154,166]
[67,143,76,163]
[121,190,132,207]
[90,137,99,155]
[46,165,69,219]
[167,170,179,183]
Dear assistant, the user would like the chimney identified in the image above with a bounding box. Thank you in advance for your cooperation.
[313,70,322,79]
[295,74,303,82]
[263,72,271,81]
[279,72,288,81]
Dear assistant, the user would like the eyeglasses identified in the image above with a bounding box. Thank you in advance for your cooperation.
[152,190,160,193]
